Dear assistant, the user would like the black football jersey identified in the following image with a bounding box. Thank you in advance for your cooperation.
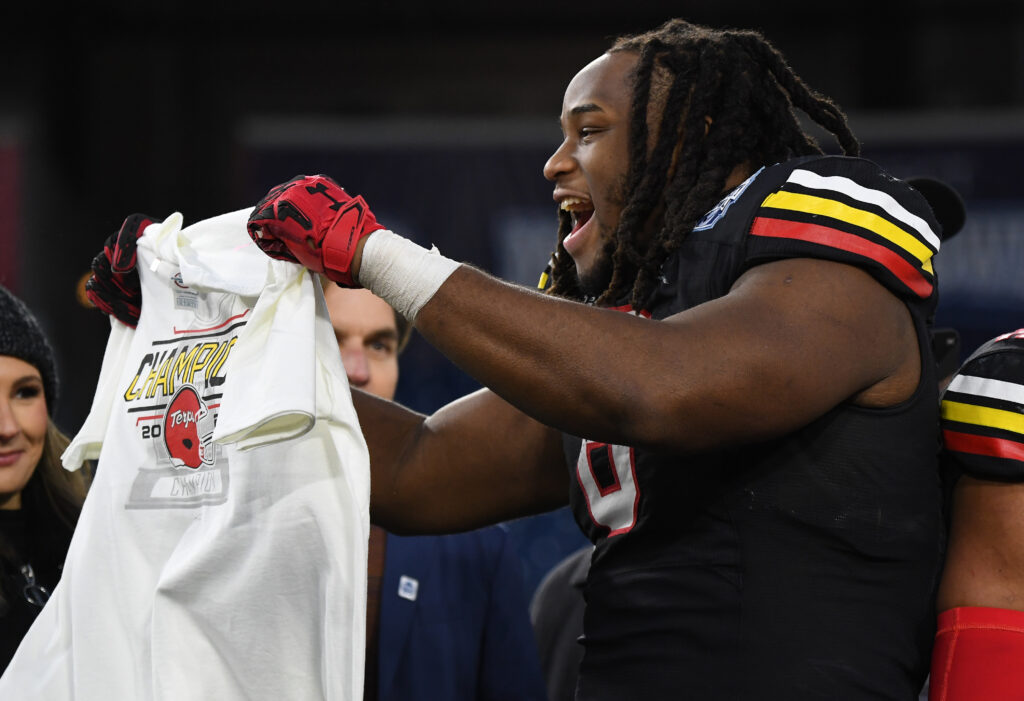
[563,156,945,700]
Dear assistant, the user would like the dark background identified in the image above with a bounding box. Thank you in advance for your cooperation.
[1,1,1023,592]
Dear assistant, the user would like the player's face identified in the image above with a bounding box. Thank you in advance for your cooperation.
[544,51,636,297]
[324,286,400,401]
[0,356,48,510]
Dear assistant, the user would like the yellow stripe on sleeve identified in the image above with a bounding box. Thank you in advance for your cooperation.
[762,191,935,270]
[942,400,1024,436]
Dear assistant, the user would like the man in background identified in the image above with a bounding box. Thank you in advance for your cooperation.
[322,283,547,701]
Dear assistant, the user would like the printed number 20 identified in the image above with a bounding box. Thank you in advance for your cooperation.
[575,441,639,536]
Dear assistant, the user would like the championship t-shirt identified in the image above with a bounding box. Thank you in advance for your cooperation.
[0,210,369,700]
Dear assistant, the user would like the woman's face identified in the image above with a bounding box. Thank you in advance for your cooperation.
[0,356,48,510]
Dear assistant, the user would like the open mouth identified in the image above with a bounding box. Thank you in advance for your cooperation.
[560,197,594,234]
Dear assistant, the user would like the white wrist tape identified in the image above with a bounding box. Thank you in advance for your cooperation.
[357,229,461,320]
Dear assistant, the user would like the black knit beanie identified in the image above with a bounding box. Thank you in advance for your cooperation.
[0,285,58,415]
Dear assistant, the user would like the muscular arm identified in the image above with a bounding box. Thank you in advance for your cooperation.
[358,254,919,533]
[358,386,569,534]
[938,476,1024,612]
[412,256,920,454]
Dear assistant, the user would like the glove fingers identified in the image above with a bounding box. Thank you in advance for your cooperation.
[250,230,299,262]
[88,212,155,328]
[111,213,156,273]
[91,248,113,277]
[251,175,306,216]
[90,250,141,300]
[246,174,375,285]
[111,273,142,300]
[86,293,116,321]
[110,241,137,273]
[88,272,140,306]
[86,278,140,328]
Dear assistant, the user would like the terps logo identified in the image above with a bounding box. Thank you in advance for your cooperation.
[163,386,216,469]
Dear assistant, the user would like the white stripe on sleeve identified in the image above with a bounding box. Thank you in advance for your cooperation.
[947,373,1024,407]
[787,169,941,252]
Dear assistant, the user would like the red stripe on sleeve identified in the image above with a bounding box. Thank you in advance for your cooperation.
[943,429,1024,462]
[750,216,933,298]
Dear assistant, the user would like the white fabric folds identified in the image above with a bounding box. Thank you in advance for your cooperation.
[1,210,369,700]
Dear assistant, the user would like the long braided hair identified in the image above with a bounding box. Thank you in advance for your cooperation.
[546,19,860,308]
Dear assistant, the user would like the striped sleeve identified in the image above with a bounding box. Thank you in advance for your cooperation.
[744,157,940,302]
[941,331,1024,480]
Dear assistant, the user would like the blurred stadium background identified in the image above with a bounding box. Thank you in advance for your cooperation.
[1,1,1022,593]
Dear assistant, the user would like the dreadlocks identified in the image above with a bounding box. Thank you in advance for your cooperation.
[546,19,860,308]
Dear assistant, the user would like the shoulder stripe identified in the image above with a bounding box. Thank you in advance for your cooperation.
[946,374,1024,406]
[761,191,935,272]
[750,216,933,298]
[944,429,1024,462]
[942,400,1024,435]
[786,169,941,252]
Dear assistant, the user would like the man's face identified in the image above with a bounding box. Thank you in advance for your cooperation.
[543,51,637,297]
[323,286,400,401]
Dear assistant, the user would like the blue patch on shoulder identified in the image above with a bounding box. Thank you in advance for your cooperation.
[692,166,765,232]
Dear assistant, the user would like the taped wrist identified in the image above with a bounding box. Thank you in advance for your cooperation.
[358,230,461,320]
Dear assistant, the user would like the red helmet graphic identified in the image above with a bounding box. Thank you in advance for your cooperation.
[163,385,215,469]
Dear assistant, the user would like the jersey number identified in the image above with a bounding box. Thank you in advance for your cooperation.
[575,441,639,536]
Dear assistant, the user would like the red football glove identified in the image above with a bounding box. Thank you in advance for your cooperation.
[86,213,157,328]
[246,175,385,287]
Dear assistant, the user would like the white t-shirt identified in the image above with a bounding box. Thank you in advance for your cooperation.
[0,210,369,700]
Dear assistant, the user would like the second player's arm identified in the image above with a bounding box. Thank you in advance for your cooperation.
[938,476,1024,612]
